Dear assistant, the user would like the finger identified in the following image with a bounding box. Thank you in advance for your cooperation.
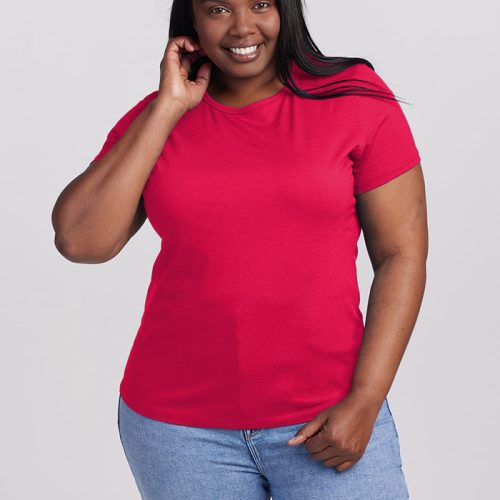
[162,38,203,71]
[303,425,338,453]
[288,417,326,446]
[179,50,206,80]
[164,37,194,64]
[324,455,350,467]
[178,38,200,54]
[193,61,212,88]
[309,445,338,461]
[180,45,205,66]
[179,53,192,77]
[332,458,357,472]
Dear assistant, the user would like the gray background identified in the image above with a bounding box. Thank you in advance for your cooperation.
[2,0,499,498]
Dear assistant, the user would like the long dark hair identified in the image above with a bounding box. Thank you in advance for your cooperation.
[169,0,408,104]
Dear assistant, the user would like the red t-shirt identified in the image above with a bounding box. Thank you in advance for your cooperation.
[92,60,421,429]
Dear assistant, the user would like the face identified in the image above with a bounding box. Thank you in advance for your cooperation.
[191,0,281,84]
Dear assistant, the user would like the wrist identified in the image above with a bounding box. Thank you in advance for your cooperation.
[151,95,187,118]
[348,383,387,408]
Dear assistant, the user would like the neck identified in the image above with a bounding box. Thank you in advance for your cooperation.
[208,64,282,101]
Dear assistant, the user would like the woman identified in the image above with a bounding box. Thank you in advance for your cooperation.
[52,0,427,498]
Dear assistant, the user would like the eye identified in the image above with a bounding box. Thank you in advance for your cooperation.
[208,2,272,15]
[208,7,228,15]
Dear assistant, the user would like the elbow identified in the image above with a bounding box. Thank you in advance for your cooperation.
[53,233,115,264]
[51,191,119,263]
[372,249,427,273]
[53,233,85,263]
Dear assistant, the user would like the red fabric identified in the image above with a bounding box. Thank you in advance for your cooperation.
[92,61,421,428]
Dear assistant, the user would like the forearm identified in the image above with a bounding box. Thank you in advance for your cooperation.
[349,253,426,407]
[52,97,185,262]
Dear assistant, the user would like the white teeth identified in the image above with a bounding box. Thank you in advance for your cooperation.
[228,45,259,55]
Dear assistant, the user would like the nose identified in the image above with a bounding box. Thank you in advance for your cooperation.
[227,11,257,37]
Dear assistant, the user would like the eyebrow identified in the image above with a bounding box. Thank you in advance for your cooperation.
[198,0,251,4]
[197,0,266,5]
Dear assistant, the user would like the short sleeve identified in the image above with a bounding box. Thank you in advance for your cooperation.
[351,66,421,196]
[91,90,159,163]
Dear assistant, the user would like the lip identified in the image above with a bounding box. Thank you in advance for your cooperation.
[222,42,264,49]
[222,43,263,62]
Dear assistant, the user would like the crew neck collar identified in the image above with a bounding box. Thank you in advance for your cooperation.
[202,83,289,114]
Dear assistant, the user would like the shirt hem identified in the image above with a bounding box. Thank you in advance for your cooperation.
[119,387,343,430]
[354,154,422,196]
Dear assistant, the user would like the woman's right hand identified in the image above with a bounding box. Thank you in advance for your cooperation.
[157,36,212,112]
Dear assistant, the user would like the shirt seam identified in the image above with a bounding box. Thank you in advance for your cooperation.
[353,95,366,156]
[201,88,288,115]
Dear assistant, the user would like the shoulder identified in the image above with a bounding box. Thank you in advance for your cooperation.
[342,63,391,90]
[289,59,391,95]
[105,89,160,137]
[138,89,160,107]
[119,89,159,123]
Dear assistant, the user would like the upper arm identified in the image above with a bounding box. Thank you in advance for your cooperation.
[91,90,159,164]
[128,195,148,239]
[79,159,148,258]
[349,66,425,268]
[355,163,428,271]
[107,195,148,259]
[85,92,158,260]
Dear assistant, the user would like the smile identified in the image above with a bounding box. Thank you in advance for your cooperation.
[222,43,263,61]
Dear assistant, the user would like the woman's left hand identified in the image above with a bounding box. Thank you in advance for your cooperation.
[287,392,383,472]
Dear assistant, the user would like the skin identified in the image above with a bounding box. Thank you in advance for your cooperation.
[288,165,428,473]
[190,0,428,473]
[191,0,284,106]
[51,37,210,262]
[54,0,428,475]
[111,0,283,253]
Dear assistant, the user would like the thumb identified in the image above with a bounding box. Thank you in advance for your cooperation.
[195,61,212,88]
[288,415,326,446]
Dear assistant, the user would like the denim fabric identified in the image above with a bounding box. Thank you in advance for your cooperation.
[117,395,409,499]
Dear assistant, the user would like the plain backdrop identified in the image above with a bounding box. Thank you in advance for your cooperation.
[2,0,499,498]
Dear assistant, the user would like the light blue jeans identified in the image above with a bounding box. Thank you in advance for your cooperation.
[117,395,409,499]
